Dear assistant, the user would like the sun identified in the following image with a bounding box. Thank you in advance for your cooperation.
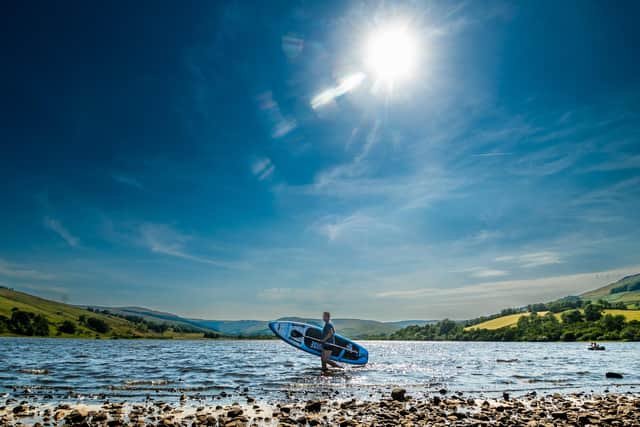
[365,24,418,86]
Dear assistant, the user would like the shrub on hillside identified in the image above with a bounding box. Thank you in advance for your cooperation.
[10,309,34,335]
[561,310,584,324]
[584,304,603,322]
[0,315,8,333]
[86,317,110,333]
[8,309,49,336]
[58,320,77,334]
[31,314,50,336]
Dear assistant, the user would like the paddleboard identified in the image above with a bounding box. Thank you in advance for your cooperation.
[268,321,368,365]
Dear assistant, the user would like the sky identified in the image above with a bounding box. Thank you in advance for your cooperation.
[1,1,639,321]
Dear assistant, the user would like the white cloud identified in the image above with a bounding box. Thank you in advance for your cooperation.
[0,258,55,281]
[139,223,245,269]
[375,265,640,303]
[495,251,562,268]
[571,177,640,208]
[43,217,79,248]
[316,213,398,242]
[112,173,143,190]
[251,157,275,181]
[258,287,331,303]
[469,268,509,278]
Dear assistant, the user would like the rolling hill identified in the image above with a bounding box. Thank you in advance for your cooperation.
[87,305,212,332]
[109,309,418,338]
[465,273,640,331]
[0,288,431,338]
[581,273,640,306]
[466,309,640,330]
[0,287,205,339]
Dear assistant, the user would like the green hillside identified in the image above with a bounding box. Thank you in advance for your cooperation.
[89,305,213,332]
[467,309,640,330]
[0,287,208,339]
[0,288,414,339]
[192,317,401,338]
[104,309,413,338]
[581,273,640,306]
[464,274,640,331]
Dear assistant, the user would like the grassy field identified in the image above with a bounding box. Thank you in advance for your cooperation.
[0,287,207,339]
[604,309,640,321]
[466,312,548,330]
[466,309,640,330]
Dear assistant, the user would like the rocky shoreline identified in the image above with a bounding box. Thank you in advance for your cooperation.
[2,389,640,426]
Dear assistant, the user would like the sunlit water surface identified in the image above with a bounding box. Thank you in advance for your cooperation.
[1,339,638,404]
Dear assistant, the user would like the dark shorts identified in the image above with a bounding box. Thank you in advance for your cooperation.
[322,342,334,351]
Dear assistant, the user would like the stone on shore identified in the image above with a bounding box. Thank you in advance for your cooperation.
[391,387,406,401]
[226,407,243,418]
[305,400,322,412]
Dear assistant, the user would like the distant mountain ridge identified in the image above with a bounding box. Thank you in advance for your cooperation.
[4,272,639,339]
[92,306,434,338]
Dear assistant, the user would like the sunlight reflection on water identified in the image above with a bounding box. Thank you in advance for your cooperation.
[2,339,639,403]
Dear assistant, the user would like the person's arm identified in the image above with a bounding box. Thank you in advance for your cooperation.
[322,325,335,343]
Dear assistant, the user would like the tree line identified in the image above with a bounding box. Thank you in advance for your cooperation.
[463,296,629,328]
[86,307,204,334]
[0,306,221,338]
[390,303,640,341]
[0,308,111,337]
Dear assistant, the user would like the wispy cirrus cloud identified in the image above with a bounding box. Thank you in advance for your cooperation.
[139,223,246,269]
[315,213,398,242]
[571,176,640,208]
[43,216,79,248]
[0,258,55,281]
[495,251,562,268]
[466,267,509,278]
[251,157,275,181]
[112,172,143,190]
[375,265,640,303]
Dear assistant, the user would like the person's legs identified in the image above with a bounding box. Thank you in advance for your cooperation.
[321,349,330,370]
[328,360,342,368]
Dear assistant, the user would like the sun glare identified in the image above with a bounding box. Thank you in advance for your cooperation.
[365,25,418,87]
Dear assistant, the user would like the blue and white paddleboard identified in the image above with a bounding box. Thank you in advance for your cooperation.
[268,321,369,365]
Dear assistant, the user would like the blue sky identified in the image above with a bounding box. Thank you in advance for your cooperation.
[1,1,639,320]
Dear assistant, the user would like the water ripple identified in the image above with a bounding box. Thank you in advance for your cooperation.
[1,338,638,403]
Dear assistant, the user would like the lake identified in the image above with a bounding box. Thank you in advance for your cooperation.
[2,339,638,404]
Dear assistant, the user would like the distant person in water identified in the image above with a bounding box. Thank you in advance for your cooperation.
[321,312,342,371]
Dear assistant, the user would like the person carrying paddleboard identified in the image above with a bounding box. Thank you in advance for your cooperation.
[321,312,342,371]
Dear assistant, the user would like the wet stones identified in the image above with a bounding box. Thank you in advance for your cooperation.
[305,400,322,412]
[12,404,27,414]
[390,387,406,401]
[226,407,243,418]
[3,389,640,427]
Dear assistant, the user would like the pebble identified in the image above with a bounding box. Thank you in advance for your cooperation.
[2,390,639,426]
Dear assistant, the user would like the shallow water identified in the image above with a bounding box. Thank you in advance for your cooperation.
[1,338,638,403]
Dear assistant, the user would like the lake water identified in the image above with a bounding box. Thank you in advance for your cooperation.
[1,339,639,404]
